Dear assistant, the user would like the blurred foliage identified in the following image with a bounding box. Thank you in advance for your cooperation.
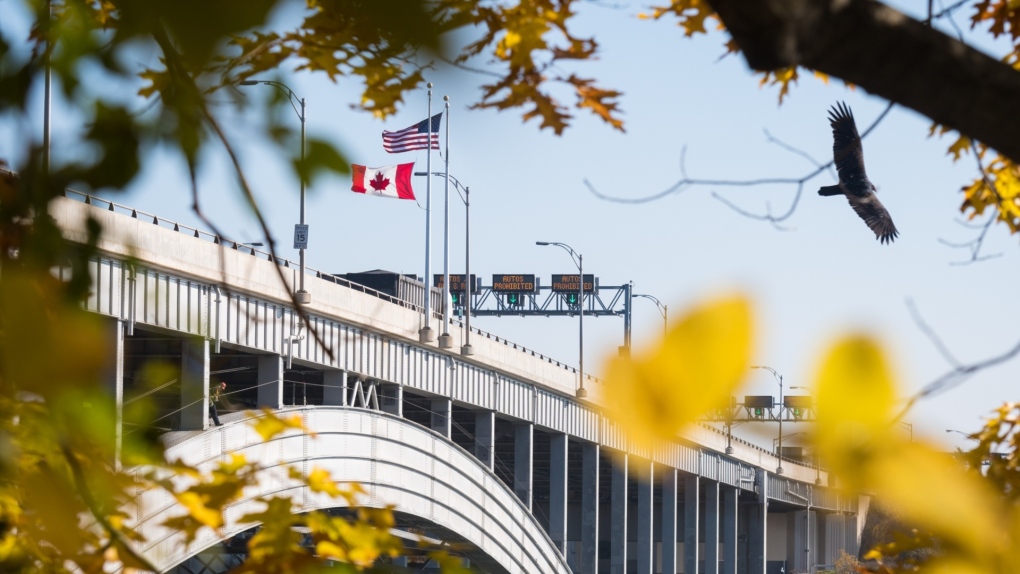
[603,298,1020,573]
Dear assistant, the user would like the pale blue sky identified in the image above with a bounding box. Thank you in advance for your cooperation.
[2,0,1017,451]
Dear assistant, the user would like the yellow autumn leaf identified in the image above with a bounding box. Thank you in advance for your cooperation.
[867,443,1005,563]
[814,335,897,476]
[174,491,223,529]
[251,408,312,441]
[948,134,972,161]
[304,466,343,498]
[603,295,752,449]
[315,539,351,562]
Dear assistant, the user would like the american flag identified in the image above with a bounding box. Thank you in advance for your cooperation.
[382,112,443,153]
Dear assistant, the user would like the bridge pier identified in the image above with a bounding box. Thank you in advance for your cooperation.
[322,371,345,406]
[101,318,124,457]
[610,452,628,573]
[662,467,678,574]
[474,411,494,470]
[514,423,533,510]
[380,383,402,417]
[580,442,599,574]
[705,479,720,574]
[549,433,569,554]
[637,460,654,574]
[822,513,860,567]
[683,474,699,574]
[749,470,769,574]
[723,486,738,574]
[430,398,452,438]
[790,509,817,573]
[180,337,209,430]
[257,354,283,410]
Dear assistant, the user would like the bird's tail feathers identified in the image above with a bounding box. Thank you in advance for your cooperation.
[818,185,842,197]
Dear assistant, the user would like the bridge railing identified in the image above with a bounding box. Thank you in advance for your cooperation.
[61,189,602,386]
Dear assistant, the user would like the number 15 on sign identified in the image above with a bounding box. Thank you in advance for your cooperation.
[294,224,309,249]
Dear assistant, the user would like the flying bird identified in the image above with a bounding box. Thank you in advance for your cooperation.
[818,102,899,244]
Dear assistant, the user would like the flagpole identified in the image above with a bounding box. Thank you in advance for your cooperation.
[439,95,452,349]
[419,84,435,343]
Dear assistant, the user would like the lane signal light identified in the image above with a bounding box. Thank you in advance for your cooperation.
[506,292,524,306]
[566,292,579,306]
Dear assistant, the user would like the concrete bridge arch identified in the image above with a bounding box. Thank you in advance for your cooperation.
[134,407,571,574]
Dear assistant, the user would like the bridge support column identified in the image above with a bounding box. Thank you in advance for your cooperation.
[431,398,451,438]
[581,442,600,574]
[257,354,283,409]
[514,423,533,510]
[705,479,720,574]
[611,453,628,574]
[180,337,209,431]
[791,509,816,574]
[475,411,494,470]
[322,371,346,406]
[101,318,124,459]
[662,468,678,574]
[637,460,654,574]
[684,474,699,574]
[723,486,738,574]
[549,433,568,555]
[381,384,403,417]
[749,470,768,574]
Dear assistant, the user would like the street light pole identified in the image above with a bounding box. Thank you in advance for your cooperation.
[753,365,784,474]
[439,96,453,349]
[416,171,473,355]
[239,79,311,304]
[790,385,822,484]
[633,293,668,338]
[463,184,472,356]
[536,241,586,399]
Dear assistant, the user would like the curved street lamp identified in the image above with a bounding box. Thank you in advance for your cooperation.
[632,293,667,337]
[752,365,784,475]
[239,79,311,304]
[946,429,977,440]
[536,241,586,399]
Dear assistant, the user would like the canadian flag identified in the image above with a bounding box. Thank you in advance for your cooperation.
[351,163,416,200]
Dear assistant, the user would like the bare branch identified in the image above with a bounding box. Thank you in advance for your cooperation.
[895,335,1020,422]
[152,27,334,361]
[905,298,962,368]
[586,103,894,227]
[938,211,1003,265]
[763,128,835,177]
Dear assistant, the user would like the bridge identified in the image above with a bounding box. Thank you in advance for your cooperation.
[55,192,863,573]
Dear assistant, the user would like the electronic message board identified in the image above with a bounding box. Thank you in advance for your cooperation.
[432,274,476,293]
[491,274,536,292]
[550,274,596,293]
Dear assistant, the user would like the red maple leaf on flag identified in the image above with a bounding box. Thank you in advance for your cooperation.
[370,171,390,191]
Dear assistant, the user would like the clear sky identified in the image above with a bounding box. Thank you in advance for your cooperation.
[2,0,1017,451]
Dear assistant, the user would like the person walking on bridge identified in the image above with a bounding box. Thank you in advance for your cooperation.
[209,381,226,427]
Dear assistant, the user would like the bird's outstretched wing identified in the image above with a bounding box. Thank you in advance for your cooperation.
[829,102,868,189]
[847,193,898,244]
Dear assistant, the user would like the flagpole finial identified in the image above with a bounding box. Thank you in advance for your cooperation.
[443,95,449,103]
[427,82,433,89]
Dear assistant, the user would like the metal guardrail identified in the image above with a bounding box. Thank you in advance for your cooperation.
[61,188,604,386]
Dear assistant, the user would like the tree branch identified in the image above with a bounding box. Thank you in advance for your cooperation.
[60,443,160,573]
[708,0,1020,162]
